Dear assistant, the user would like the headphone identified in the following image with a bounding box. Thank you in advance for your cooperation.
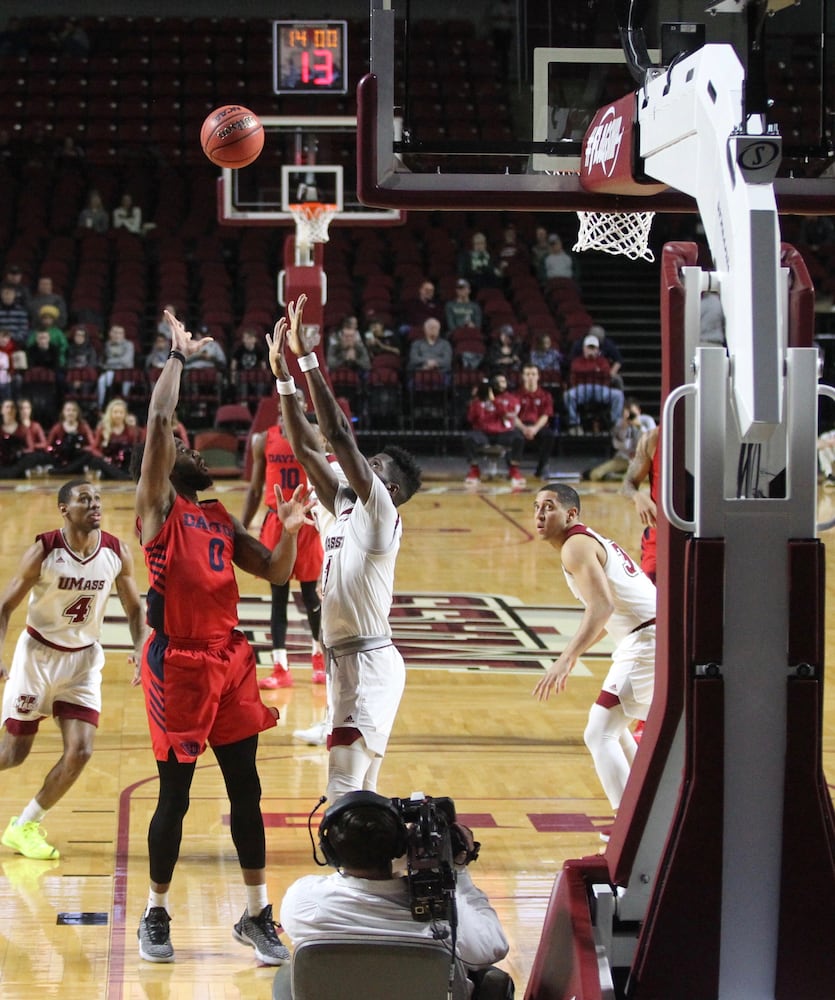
[317,791,408,869]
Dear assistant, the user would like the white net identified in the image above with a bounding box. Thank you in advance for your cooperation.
[288,202,338,246]
[573,210,656,262]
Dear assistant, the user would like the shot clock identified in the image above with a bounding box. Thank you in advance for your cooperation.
[273,20,348,95]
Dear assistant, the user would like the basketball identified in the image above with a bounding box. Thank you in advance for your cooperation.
[200,105,264,169]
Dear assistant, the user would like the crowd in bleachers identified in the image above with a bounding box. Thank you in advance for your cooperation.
[0,13,831,479]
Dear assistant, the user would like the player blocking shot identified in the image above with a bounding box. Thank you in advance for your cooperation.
[267,294,423,803]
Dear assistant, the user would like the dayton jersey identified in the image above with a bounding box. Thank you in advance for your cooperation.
[26,529,124,650]
[320,474,401,647]
[263,425,309,507]
[562,524,656,642]
[142,493,239,642]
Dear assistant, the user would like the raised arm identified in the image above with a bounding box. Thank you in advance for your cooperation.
[279,295,375,505]
[266,304,340,513]
[135,311,213,541]
[231,484,313,584]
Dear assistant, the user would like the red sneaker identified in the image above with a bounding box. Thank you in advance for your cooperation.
[633,720,645,744]
[464,465,481,486]
[311,651,326,685]
[258,667,293,689]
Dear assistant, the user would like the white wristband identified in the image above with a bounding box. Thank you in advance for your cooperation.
[298,353,319,372]
[276,377,296,395]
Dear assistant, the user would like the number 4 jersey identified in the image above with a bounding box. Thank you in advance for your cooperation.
[26,528,125,650]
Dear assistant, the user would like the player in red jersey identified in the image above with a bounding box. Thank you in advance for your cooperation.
[621,425,660,583]
[131,312,312,967]
[0,479,145,860]
[241,398,325,689]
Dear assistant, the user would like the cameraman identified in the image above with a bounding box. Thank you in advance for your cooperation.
[582,397,656,483]
[274,792,512,999]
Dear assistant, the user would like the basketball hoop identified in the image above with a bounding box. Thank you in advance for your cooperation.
[573,210,656,263]
[288,202,338,247]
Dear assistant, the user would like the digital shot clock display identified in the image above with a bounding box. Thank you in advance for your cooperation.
[273,21,348,95]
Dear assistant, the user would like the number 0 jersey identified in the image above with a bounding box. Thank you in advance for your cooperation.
[26,528,124,651]
[562,523,656,642]
[141,493,240,642]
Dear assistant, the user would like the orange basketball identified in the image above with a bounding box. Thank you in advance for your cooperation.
[200,105,264,169]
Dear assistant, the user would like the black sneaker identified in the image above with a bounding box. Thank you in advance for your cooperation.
[138,906,174,963]
[233,903,291,965]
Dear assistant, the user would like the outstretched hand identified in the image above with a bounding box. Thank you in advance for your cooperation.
[275,483,315,534]
[165,309,214,359]
[266,318,291,380]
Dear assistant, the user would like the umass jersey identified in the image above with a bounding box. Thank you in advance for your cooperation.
[27,529,124,650]
[142,493,240,642]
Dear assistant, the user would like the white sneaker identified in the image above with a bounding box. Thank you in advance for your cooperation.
[292,721,329,746]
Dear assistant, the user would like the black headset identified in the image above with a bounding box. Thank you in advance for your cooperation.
[317,791,408,869]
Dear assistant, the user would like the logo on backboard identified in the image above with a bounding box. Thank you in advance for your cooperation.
[583,106,624,179]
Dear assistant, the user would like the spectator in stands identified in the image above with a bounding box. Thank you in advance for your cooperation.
[26,329,66,407]
[407,318,452,378]
[230,327,268,379]
[93,397,142,478]
[326,324,371,374]
[530,225,552,269]
[486,324,523,380]
[463,378,526,489]
[539,233,574,282]
[97,323,135,409]
[514,363,557,479]
[583,398,656,482]
[564,332,625,434]
[65,325,99,370]
[144,333,170,373]
[445,278,483,333]
[569,324,623,389]
[363,315,400,358]
[78,190,109,233]
[2,265,30,313]
[183,331,227,371]
[29,277,68,329]
[17,398,48,456]
[0,335,11,402]
[457,231,501,291]
[528,331,563,374]
[55,134,85,162]
[26,306,69,368]
[0,283,30,344]
[112,193,143,235]
[398,279,444,337]
[45,399,122,480]
[497,222,528,277]
[0,399,40,478]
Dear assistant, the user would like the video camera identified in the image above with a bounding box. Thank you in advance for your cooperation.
[390,792,476,923]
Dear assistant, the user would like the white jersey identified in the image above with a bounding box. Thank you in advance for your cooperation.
[26,528,124,650]
[320,474,401,647]
[311,457,349,541]
[562,523,656,643]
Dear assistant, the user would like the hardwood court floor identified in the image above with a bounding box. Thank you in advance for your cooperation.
[0,473,834,999]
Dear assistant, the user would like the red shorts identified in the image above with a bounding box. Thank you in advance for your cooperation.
[641,526,657,583]
[142,629,276,763]
[259,510,323,583]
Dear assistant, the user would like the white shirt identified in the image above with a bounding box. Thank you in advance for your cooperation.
[563,524,656,643]
[280,868,508,987]
[27,529,124,649]
[321,474,401,647]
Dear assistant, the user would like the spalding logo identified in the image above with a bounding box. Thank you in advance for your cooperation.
[738,141,780,170]
[584,106,624,179]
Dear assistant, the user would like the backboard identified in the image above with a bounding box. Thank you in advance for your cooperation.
[217,116,404,226]
[357,0,835,215]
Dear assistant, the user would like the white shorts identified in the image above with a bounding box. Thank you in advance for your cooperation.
[328,642,405,756]
[601,625,656,720]
[2,632,105,729]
